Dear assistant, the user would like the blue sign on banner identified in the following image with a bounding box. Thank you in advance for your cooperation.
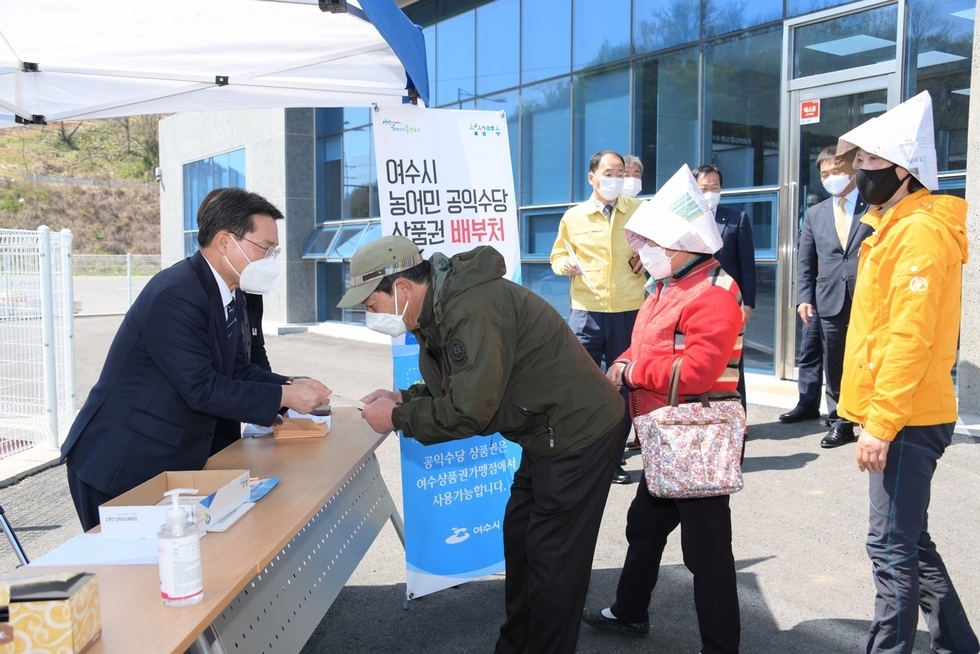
[394,337,522,599]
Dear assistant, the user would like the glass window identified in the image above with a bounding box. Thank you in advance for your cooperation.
[572,65,630,200]
[521,263,570,319]
[633,48,699,191]
[905,0,974,172]
[477,89,520,193]
[521,210,565,259]
[344,107,371,129]
[302,225,341,259]
[181,148,246,256]
[634,0,700,54]
[317,261,345,323]
[521,78,571,205]
[704,0,782,38]
[436,10,476,107]
[522,0,571,85]
[572,0,630,70]
[342,126,374,220]
[719,192,777,260]
[315,108,344,136]
[328,223,371,259]
[317,135,342,222]
[703,27,782,187]
[477,0,519,95]
[745,263,775,373]
[793,5,898,79]
[787,0,856,18]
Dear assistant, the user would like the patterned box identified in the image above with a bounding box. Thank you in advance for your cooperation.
[0,572,101,654]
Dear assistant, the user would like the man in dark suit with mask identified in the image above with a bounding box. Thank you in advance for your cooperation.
[693,165,755,412]
[796,145,871,448]
[61,188,332,530]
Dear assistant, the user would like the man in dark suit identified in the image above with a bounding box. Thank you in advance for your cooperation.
[61,188,332,530]
[693,165,756,411]
[796,145,871,448]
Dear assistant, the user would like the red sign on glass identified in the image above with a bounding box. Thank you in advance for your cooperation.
[800,99,821,125]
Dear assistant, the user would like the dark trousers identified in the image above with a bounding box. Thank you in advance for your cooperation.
[494,417,624,654]
[866,424,979,654]
[797,316,823,411]
[611,484,740,654]
[819,293,852,428]
[67,466,114,531]
[569,309,638,463]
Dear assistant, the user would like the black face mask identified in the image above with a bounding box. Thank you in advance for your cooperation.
[855,163,910,206]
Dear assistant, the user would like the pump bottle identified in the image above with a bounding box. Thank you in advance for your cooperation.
[157,488,204,607]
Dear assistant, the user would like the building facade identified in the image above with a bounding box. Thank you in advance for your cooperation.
[158,0,978,404]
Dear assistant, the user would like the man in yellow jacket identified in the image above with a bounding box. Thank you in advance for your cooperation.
[837,92,979,654]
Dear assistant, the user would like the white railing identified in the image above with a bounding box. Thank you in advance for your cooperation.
[73,254,160,313]
[0,227,76,457]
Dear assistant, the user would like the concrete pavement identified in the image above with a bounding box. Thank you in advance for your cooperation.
[1,314,978,653]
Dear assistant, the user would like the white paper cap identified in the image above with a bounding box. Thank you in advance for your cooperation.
[837,91,938,191]
[623,164,723,254]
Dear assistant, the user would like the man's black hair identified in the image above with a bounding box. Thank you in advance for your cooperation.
[197,187,284,247]
[692,164,723,187]
[589,150,625,173]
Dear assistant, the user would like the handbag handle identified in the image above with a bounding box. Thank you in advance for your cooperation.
[666,357,711,408]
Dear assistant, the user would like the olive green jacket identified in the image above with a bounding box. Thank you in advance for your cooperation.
[391,246,624,457]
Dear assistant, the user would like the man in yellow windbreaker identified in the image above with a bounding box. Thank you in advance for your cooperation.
[836,91,979,654]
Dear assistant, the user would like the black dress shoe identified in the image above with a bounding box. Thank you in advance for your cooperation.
[779,406,821,423]
[821,425,856,448]
[611,467,632,484]
[582,608,649,637]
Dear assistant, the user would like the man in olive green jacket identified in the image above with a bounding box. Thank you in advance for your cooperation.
[339,235,625,654]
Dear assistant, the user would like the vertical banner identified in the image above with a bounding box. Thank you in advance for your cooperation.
[374,106,522,600]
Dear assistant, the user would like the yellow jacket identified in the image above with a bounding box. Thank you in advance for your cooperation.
[838,189,968,441]
[550,195,647,312]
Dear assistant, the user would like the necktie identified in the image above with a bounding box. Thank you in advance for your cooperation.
[603,204,613,220]
[834,197,849,249]
[226,300,238,341]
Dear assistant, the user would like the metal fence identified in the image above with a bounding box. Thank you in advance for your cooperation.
[73,254,160,313]
[0,227,76,457]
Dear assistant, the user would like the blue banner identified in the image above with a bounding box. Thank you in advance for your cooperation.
[394,337,521,599]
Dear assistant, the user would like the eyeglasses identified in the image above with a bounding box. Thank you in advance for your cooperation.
[234,234,281,260]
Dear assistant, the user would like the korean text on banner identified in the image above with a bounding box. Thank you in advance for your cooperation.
[374,106,522,601]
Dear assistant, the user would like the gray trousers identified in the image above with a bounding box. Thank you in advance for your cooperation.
[866,423,979,654]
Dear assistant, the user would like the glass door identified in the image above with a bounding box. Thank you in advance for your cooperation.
[777,78,899,379]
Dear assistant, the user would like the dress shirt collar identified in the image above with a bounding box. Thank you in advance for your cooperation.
[205,256,234,314]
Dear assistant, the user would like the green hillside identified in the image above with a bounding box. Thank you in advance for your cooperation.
[0,118,162,254]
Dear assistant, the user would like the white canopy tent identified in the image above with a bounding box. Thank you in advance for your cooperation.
[0,0,429,128]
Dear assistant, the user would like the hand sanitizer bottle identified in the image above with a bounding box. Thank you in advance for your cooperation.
[158,488,204,607]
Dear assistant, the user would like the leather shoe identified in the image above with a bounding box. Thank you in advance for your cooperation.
[582,608,649,637]
[611,468,632,484]
[821,425,856,448]
[779,406,821,423]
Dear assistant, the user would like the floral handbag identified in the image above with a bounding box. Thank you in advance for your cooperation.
[632,358,745,499]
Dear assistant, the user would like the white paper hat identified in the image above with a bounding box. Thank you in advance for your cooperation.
[624,164,723,254]
[837,90,938,191]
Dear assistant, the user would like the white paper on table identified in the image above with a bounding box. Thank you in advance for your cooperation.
[206,502,255,532]
[29,533,159,566]
[562,239,600,295]
[243,423,274,437]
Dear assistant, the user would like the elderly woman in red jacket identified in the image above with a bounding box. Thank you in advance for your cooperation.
[582,165,744,654]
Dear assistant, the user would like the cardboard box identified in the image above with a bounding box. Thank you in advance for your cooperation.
[0,572,101,654]
[98,469,250,539]
[272,416,329,440]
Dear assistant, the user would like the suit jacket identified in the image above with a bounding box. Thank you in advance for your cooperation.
[796,195,871,318]
[61,251,288,498]
[713,206,756,307]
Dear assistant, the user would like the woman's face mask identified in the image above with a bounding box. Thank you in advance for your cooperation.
[637,244,675,279]
[227,238,281,294]
[365,284,409,337]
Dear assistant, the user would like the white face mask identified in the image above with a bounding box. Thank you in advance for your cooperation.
[595,177,624,202]
[621,177,642,198]
[702,191,721,211]
[822,173,852,197]
[227,238,281,294]
[365,285,409,337]
[637,244,675,279]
